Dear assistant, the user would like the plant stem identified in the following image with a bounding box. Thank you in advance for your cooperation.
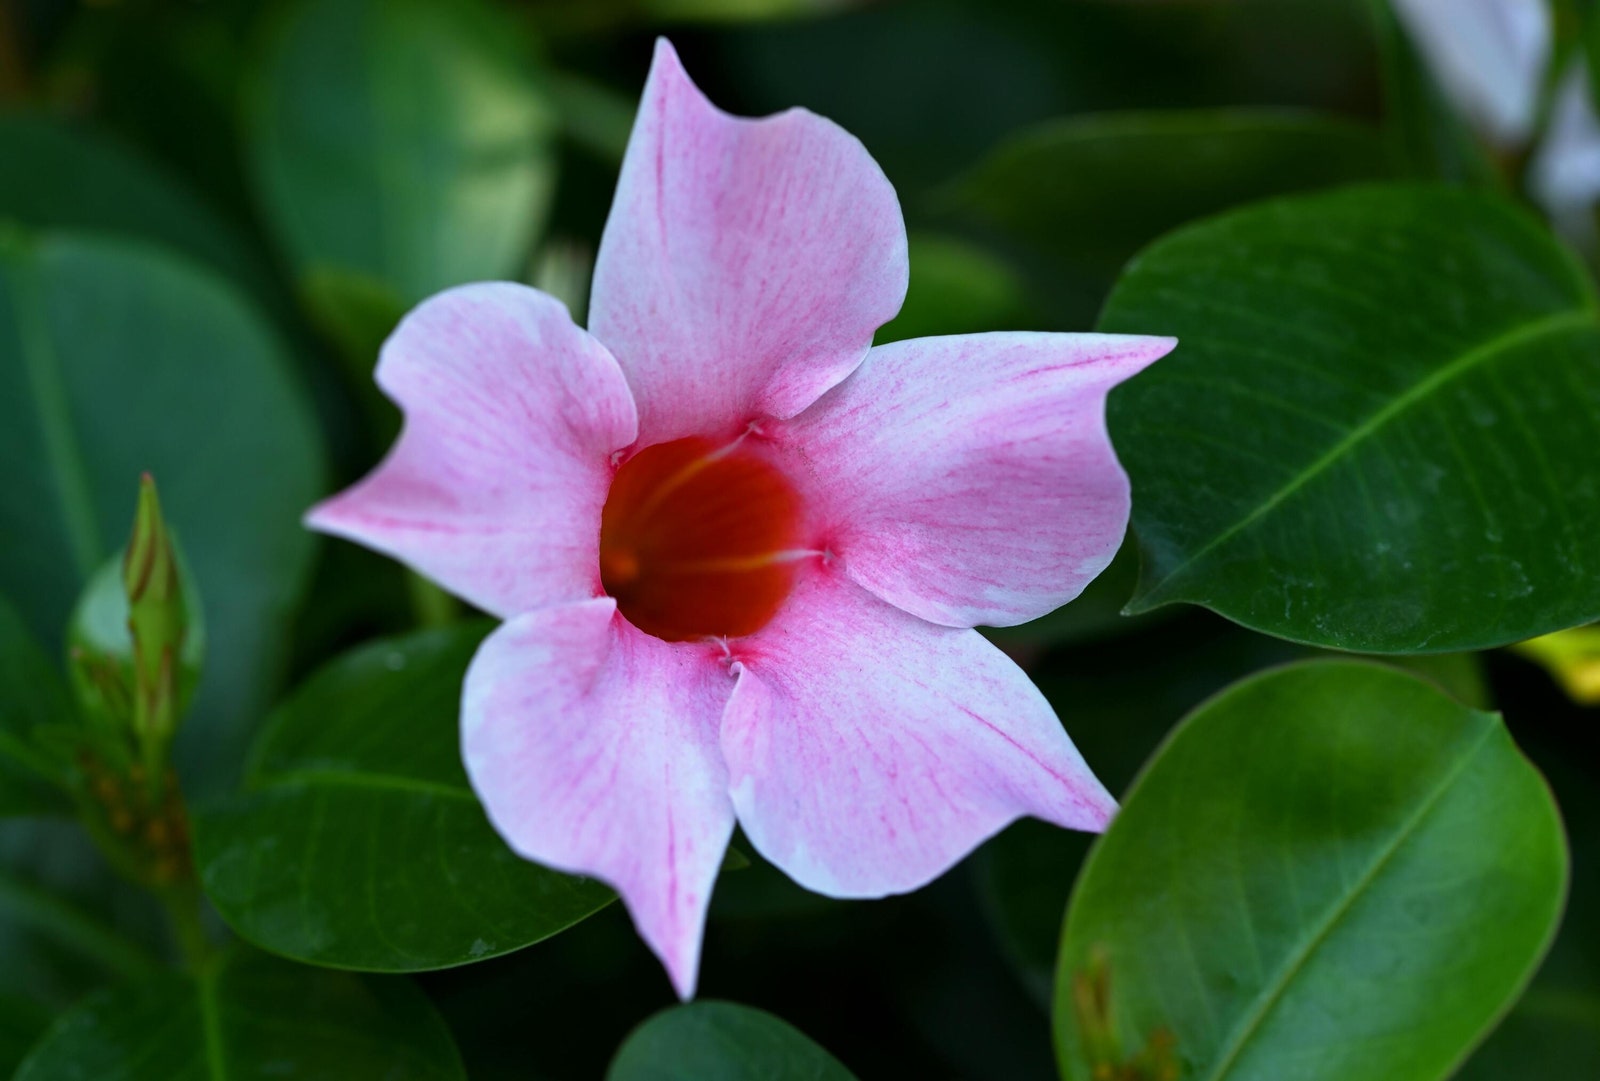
[407,571,457,628]
[160,883,213,974]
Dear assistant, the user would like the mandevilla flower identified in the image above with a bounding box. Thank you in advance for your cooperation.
[307,40,1174,997]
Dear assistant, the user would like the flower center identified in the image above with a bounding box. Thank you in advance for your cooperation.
[599,435,806,642]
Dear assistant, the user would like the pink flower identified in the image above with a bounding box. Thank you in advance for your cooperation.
[307,39,1174,998]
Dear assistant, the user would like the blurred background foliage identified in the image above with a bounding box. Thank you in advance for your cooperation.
[2,0,1599,1077]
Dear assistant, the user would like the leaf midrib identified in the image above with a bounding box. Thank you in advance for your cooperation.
[1197,721,1497,1081]
[256,766,475,802]
[1139,307,1599,606]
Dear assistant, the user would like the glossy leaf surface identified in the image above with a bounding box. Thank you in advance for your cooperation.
[1055,661,1567,1081]
[193,624,613,971]
[1102,185,1600,651]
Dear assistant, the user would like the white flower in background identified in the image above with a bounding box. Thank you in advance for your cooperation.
[1395,0,1600,247]
[1391,0,1551,145]
[1532,63,1600,247]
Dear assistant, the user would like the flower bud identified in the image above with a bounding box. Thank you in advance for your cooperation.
[66,475,205,764]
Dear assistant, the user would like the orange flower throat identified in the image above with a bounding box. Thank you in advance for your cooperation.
[599,436,807,642]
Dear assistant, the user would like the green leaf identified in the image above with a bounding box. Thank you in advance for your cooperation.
[0,115,274,300]
[1054,660,1568,1081]
[607,1001,858,1081]
[13,950,466,1080]
[943,109,1389,322]
[0,595,74,816]
[192,623,612,972]
[248,0,559,313]
[0,229,325,793]
[1102,184,1600,652]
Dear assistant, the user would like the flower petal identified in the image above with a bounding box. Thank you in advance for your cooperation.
[774,332,1173,628]
[462,598,735,998]
[306,283,637,618]
[588,38,908,445]
[722,571,1114,898]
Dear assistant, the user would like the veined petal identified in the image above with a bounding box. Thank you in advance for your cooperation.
[589,39,908,445]
[306,284,637,618]
[774,332,1173,629]
[462,599,735,998]
[721,571,1114,898]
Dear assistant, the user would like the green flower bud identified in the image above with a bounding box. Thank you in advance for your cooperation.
[66,475,205,767]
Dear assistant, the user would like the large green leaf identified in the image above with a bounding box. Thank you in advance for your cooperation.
[192,624,612,972]
[0,230,325,792]
[248,0,558,316]
[1101,184,1600,652]
[12,950,465,1080]
[1054,661,1567,1081]
[607,1001,858,1081]
[946,109,1388,290]
[0,595,73,816]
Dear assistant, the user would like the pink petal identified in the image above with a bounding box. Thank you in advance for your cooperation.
[306,284,637,618]
[462,598,735,998]
[588,39,908,446]
[772,332,1175,628]
[721,570,1115,898]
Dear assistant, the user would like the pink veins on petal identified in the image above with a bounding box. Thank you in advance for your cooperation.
[304,37,1176,1000]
